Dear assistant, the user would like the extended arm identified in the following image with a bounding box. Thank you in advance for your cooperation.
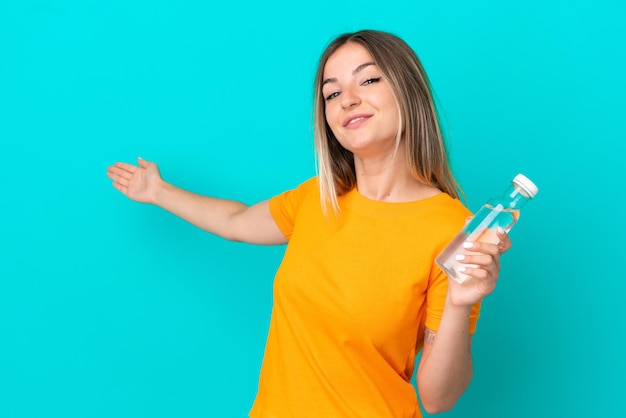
[106,158,287,245]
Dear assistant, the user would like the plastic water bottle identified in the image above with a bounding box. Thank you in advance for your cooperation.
[436,173,539,284]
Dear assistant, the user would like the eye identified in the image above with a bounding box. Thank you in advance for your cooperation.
[325,91,340,101]
[362,77,381,85]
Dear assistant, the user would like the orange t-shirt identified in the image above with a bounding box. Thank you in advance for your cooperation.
[249,178,479,418]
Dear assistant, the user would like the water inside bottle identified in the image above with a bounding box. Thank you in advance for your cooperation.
[436,205,520,283]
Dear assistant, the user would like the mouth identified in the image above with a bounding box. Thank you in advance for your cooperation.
[343,114,371,128]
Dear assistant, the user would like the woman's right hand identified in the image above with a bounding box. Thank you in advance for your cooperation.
[106,157,163,204]
[106,157,287,245]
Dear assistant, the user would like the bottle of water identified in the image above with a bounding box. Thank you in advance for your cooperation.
[436,173,539,284]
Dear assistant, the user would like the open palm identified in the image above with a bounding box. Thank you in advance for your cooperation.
[106,157,162,204]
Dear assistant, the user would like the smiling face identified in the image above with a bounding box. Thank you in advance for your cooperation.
[321,42,401,159]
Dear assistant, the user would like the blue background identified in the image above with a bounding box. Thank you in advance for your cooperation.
[1,1,624,417]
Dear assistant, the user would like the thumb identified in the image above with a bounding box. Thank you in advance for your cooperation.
[137,156,150,169]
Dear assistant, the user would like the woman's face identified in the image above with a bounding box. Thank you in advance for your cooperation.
[321,42,400,158]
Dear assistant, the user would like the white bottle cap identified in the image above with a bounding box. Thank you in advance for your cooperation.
[513,174,539,198]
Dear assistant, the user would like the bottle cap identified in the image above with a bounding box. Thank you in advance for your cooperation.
[513,174,539,198]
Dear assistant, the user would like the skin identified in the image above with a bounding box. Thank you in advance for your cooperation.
[322,43,441,203]
[321,43,511,413]
[106,41,512,415]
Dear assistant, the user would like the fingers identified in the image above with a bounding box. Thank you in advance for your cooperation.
[496,229,512,254]
[106,161,142,194]
[449,230,512,302]
[106,164,132,185]
[111,180,128,196]
[110,162,139,175]
[457,265,497,295]
[463,241,500,265]
[457,241,501,287]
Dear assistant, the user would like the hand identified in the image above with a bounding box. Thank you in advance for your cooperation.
[106,157,163,204]
[447,229,512,308]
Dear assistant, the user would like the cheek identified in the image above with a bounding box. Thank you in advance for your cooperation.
[386,103,402,130]
[327,123,341,142]
[324,105,340,130]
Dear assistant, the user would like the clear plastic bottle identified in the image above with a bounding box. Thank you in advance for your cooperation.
[436,173,539,284]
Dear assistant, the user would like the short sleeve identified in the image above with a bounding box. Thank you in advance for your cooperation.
[424,267,482,334]
[269,177,318,240]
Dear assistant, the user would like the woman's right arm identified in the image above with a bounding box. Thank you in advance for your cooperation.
[106,157,287,245]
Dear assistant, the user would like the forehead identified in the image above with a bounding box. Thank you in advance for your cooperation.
[323,42,376,78]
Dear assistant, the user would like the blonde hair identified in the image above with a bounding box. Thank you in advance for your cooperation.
[313,30,462,214]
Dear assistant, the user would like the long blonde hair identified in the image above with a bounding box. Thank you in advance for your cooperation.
[313,30,462,214]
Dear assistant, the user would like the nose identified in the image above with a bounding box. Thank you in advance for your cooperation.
[340,86,361,109]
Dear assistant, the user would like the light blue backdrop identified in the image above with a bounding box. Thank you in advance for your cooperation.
[1,1,624,417]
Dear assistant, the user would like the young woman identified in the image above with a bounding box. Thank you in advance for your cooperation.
[107,30,510,418]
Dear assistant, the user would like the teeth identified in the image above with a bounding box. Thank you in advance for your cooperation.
[349,117,364,124]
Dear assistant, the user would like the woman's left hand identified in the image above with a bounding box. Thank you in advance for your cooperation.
[447,229,512,308]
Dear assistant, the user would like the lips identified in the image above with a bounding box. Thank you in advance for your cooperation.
[343,114,372,128]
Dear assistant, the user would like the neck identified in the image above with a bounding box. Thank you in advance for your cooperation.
[353,145,440,202]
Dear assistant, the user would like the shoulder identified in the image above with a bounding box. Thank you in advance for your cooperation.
[269,177,320,237]
[420,193,471,223]
[437,193,471,218]
[414,193,471,245]
[272,177,319,204]
[297,177,319,193]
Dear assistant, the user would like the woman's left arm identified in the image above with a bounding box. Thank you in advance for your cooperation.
[416,231,511,414]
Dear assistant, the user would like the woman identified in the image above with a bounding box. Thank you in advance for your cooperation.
[107,30,510,417]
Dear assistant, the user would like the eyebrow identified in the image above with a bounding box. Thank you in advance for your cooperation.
[322,62,376,87]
